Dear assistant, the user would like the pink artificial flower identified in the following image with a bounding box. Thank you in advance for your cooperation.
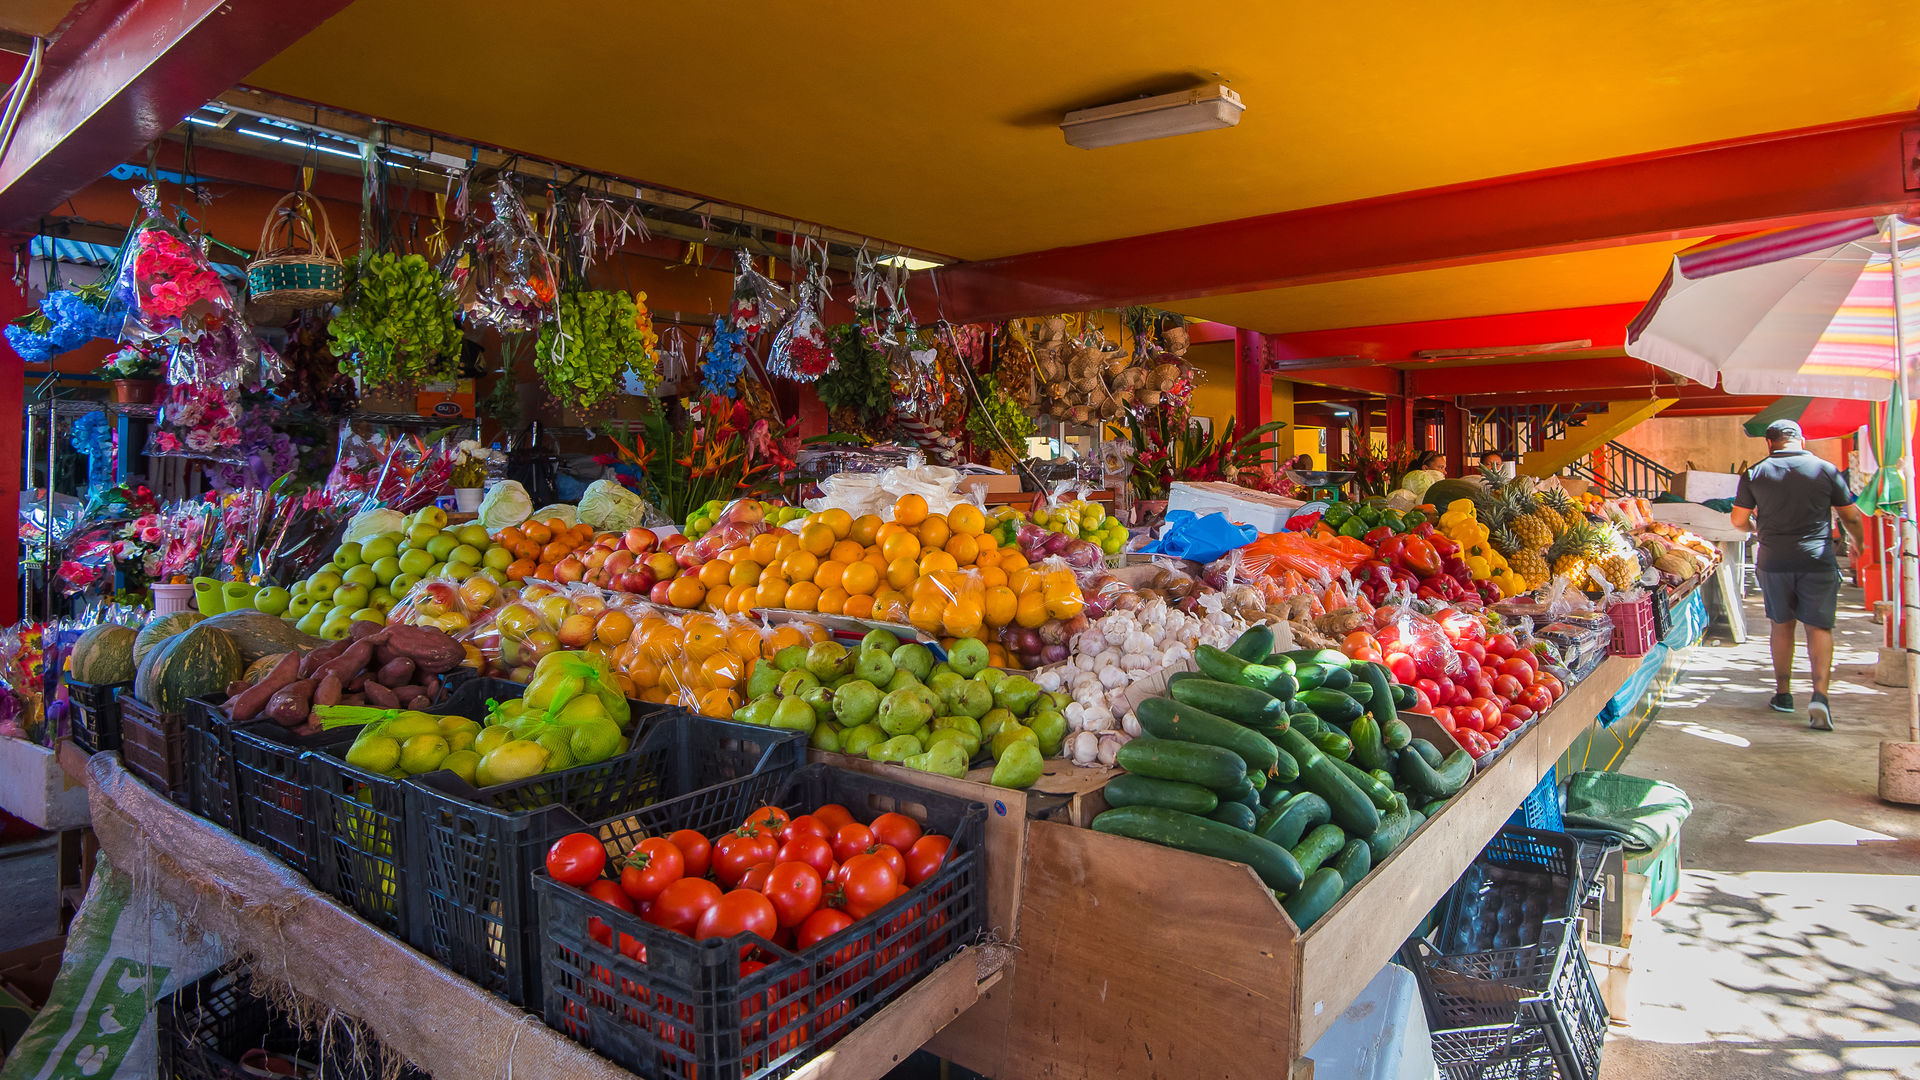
[140,526,163,544]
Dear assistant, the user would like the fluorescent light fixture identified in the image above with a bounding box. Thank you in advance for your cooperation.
[1061,84,1244,149]
[877,254,943,272]
[1330,407,1350,416]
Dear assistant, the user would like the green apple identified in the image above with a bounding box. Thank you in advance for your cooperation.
[447,543,483,566]
[294,608,327,636]
[368,586,394,607]
[370,556,402,585]
[287,593,315,618]
[342,564,379,590]
[482,546,514,571]
[443,561,478,582]
[406,524,439,547]
[253,586,291,616]
[306,569,343,600]
[389,573,419,598]
[332,541,364,568]
[424,534,459,561]
[398,548,436,576]
[416,506,449,530]
[350,608,387,626]
[331,582,370,611]
[475,567,507,585]
[456,523,492,548]
[360,535,400,563]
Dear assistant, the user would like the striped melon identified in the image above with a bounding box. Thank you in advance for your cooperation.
[133,610,206,666]
[199,610,320,665]
[243,652,293,687]
[70,624,138,685]
[134,625,243,713]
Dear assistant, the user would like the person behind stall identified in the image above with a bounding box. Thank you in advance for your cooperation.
[1731,419,1866,730]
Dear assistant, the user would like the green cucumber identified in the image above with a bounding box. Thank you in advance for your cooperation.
[1345,679,1373,705]
[1207,801,1258,831]
[1281,868,1346,931]
[1261,783,1298,808]
[1311,730,1353,760]
[1366,807,1419,862]
[1247,769,1267,791]
[1102,774,1219,815]
[1165,679,1291,732]
[1269,750,1300,784]
[1398,747,1473,799]
[1349,715,1388,771]
[1419,799,1449,818]
[1283,649,1351,670]
[1259,653,1299,675]
[1370,769,1396,790]
[1358,662,1398,726]
[1331,757,1398,811]
[1217,775,1258,804]
[1193,645,1296,695]
[1295,663,1330,691]
[1381,719,1412,751]
[1137,696,1281,773]
[1317,665,1355,692]
[1390,683,1417,710]
[1299,689,1365,725]
[1408,738,1444,767]
[1274,728,1380,836]
[1291,823,1347,875]
[1165,670,1206,691]
[1331,838,1373,890]
[1256,791,1331,849]
[1225,625,1275,661]
[1091,806,1305,892]
[1431,751,1473,795]
[1115,737,1247,791]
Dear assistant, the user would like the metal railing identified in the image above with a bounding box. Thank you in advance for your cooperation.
[1467,404,1593,455]
[1564,440,1675,498]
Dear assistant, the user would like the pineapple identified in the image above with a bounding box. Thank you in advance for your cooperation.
[1541,488,1584,532]
[1508,487,1556,549]
[1512,547,1549,587]
[1488,523,1523,560]
[1595,522,1640,588]
[1548,521,1604,587]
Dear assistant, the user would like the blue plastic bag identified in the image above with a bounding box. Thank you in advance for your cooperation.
[1141,510,1257,564]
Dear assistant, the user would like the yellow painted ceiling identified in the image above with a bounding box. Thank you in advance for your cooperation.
[0,0,79,38]
[253,0,1920,264]
[1173,239,1693,334]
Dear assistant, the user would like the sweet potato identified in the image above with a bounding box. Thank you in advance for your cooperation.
[227,680,249,699]
[404,695,431,710]
[348,620,386,641]
[300,641,349,678]
[346,674,367,693]
[363,681,399,708]
[315,640,374,685]
[230,652,304,722]
[313,673,342,708]
[266,679,314,726]
[422,676,442,701]
[341,693,366,707]
[375,657,416,687]
[383,626,464,674]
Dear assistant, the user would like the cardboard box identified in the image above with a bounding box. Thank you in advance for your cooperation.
[1581,845,1648,947]
[1166,481,1303,534]
[1627,837,1682,915]
[1668,470,1741,503]
[416,378,476,419]
[958,474,1024,499]
[1585,940,1633,1025]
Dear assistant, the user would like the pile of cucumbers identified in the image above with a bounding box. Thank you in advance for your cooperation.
[1090,625,1474,931]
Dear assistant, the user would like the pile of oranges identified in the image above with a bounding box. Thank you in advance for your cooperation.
[491,517,603,583]
[660,494,1086,643]
[614,613,824,719]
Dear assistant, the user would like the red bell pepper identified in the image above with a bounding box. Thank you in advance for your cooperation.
[1427,533,1459,557]
[1397,536,1440,577]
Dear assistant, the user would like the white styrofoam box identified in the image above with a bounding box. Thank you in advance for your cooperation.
[1647,502,1748,542]
[1668,470,1742,503]
[1304,962,1435,1080]
[1166,481,1303,534]
[0,737,89,830]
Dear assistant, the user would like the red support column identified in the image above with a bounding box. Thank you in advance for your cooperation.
[1443,403,1466,477]
[0,258,27,625]
[1589,447,1610,496]
[1233,328,1274,456]
[1386,393,1414,450]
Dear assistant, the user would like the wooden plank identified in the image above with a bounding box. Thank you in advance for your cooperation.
[1002,821,1297,1079]
[785,946,1010,1080]
[920,966,1014,1077]
[1023,759,1117,827]
[56,739,91,788]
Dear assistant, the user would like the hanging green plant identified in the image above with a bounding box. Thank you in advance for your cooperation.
[534,289,658,407]
[328,253,463,386]
[966,372,1036,453]
[816,323,893,431]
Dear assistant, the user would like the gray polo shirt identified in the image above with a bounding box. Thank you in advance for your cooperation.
[1733,449,1854,572]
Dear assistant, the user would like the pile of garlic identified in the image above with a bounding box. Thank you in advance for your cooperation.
[1036,593,1265,766]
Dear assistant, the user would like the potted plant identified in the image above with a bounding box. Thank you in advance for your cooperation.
[100,342,165,403]
[448,439,496,512]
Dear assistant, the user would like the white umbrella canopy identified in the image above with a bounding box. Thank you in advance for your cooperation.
[1626,217,1920,400]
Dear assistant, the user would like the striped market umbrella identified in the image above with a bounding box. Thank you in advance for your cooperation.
[1742,395,1872,440]
[1857,378,1910,517]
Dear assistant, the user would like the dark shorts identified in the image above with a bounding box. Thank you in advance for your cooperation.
[1758,566,1841,630]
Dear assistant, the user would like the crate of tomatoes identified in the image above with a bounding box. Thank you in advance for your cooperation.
[536,764,985,1080]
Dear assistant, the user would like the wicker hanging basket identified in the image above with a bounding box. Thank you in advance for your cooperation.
[247,191,345,313]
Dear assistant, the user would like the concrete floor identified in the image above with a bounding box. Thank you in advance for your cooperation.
[1602,587,1920,1080]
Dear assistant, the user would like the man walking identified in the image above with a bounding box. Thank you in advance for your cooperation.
[1731,420,1867,729]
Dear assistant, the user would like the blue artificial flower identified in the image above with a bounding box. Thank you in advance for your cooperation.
[701,316,749,399]
[40,289,124,346]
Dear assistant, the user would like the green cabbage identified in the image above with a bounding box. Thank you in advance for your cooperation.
[478,481,533,532]
[578,479,646,532]
[1400,469,1445,497]
[343,508,405,544]
[531,503,578,527]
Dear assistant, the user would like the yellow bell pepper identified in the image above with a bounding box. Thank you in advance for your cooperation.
[1466,555,1491,579]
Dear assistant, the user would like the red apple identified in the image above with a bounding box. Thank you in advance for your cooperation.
[623,527,658,555]
[674,549,700,569]
[649,580,673,604]
[606,550,636,575]
[648,552,682,578]
[660,533,687,552]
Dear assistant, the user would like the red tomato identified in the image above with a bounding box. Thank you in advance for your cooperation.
[1433,676,1455,698]
[1455,654,1481,681]
[1449,684,1473,708]
[647,878,723,935]
[764,862,824,928]
[696,889,778,942]
[738,861,775,892]
[1450,705,1485,732]
[1492,674,1524,700]
[779,814,830,844]
[1387,653,1417,684]
[1538,673,1565,698]
[1461,641,1487,664]
[714,830,779,887]
[905,835,951,886]
[1411,687,1435,713]
[1472,697,1501,725]
[1434,708,1458,734]
[742,805,791,835]
[868,812,923,853]
[1497,656,1533,681]
[831,823,876,864]
[1470,675,1496,700]
[1521,687,1553,713]
[811,803,856,832]
[777,833,836,877]
[618,933,645,961]
[1414,678,1443,704]
[868,843,905,882]
[619,837,686,903]
[1488,633,1518,659]
[1351,646,1384,664]
[546,833,606,887]
[1342,630,1380,656]
[1506,703,1535,722]
[588,879,634,913]
[832,853,901,918]
[588,916,613,947]
[666,829,712,878]
[796,908,856,949]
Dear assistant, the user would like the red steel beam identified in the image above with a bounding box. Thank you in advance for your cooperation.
[1266,304,1646,366]
[1233,329,1274,452]
[924,113,1920,322]
[0,259,25,625]
[1446,387,1772,409]
[0,0,356,231]
[1278,362,1402,397]
[1407,356,1669,397]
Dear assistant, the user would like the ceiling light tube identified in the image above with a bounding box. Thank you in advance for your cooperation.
[1061,84,1244,149]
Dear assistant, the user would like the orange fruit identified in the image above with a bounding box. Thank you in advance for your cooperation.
[729,625,764,659]
[876,522,909,543]
[785,580,823,611]
[987,644,1010,666]
[907,596,944,632]
[523,520,553,545]
[1009,567,1040,595]
[816,586,850,616]
[799,523,835,557]
[880,532,921,564]
[841,560,880,596]
[627,657,662,689]
[782,550,820,582]
[998,551,1028,574]
[885,557,919,591]
[496,526,525,548]
[948,504,985,536]
[830,539,865,565]
[685,621,726,662]
[842,594,875,620]
[700,651,744,689]
[749,532,782,565]
[541,540,574,564]
[918,550,959,577]
[774,532,800,557]
[754,577,791,609]
[1015,591,1048,628]
[716,546,744,564]
[917,515,950,552]
[639,685,669,704]
[979,565,1008,588]
[733,585,762,615]
[893,494,928,526]
[666,576,706,609]
[696,688,740,719]
[872,589,908,621]
[862,547,888,569]
[596,610,635,646]
[728,560,763,588]
[698,561,732,589]
[974,532,998,553]
[911,576,950,606]
[814,560,847,590]
[944,533,980,566]
[800,621,830,642]
[983,585,1017,627]
[819,507,854,540]
[507,558,537,581]
[972,548,1001,570]
[849,514,883,546]
[943,596,984,637]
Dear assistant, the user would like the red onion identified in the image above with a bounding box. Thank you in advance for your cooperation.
[1041,644,1069,664]
[1040,532,1071,556]
[1065,613,1090,637]
[1020,650,1045,668]
[1038,620,1066,646]
[1062,539,1103,568]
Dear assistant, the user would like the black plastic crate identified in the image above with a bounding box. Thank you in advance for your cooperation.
[184,698,240,832]
[66,678,129,755]
[231,722,347,876]
[538,763,987,1080]
[1438,827,1582,954]
[1404,921,1607,1080]
[119,694,191,805]
[159,966,426,1080]
[306,735,415,940]
[1430,1023,1559,1080]
[408,710,805,1006]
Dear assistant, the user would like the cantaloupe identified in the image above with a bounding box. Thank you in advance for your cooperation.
[133,624,243,713]
[70,624,138,685]
[132,611,206,667]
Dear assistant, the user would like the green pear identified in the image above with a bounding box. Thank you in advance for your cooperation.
[948,638,989,678]
[777,669,821,698]
[833,679,882,726]
[947,680,993,720]
[809,722,843,753]
[990,740,1044,789]
[841,723,887,757]
[878,686,935,736]
[993,675,1042,717]
[775,645,812,672]
[745,662,783,700]
[990,723,1038,760]
[769,697,818,735]
[975,667,1007,688]
[853,648,895,687]
[891,643,934,682]
[806,641,854,681]
[885,670,922,693]
[913,739,971,778]
[1028,708,1068,756]
[980,707,1015,741]
[867,733,923,764]
[734,694,779,727]
[861,628,901,654]
[925,727,981,760]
